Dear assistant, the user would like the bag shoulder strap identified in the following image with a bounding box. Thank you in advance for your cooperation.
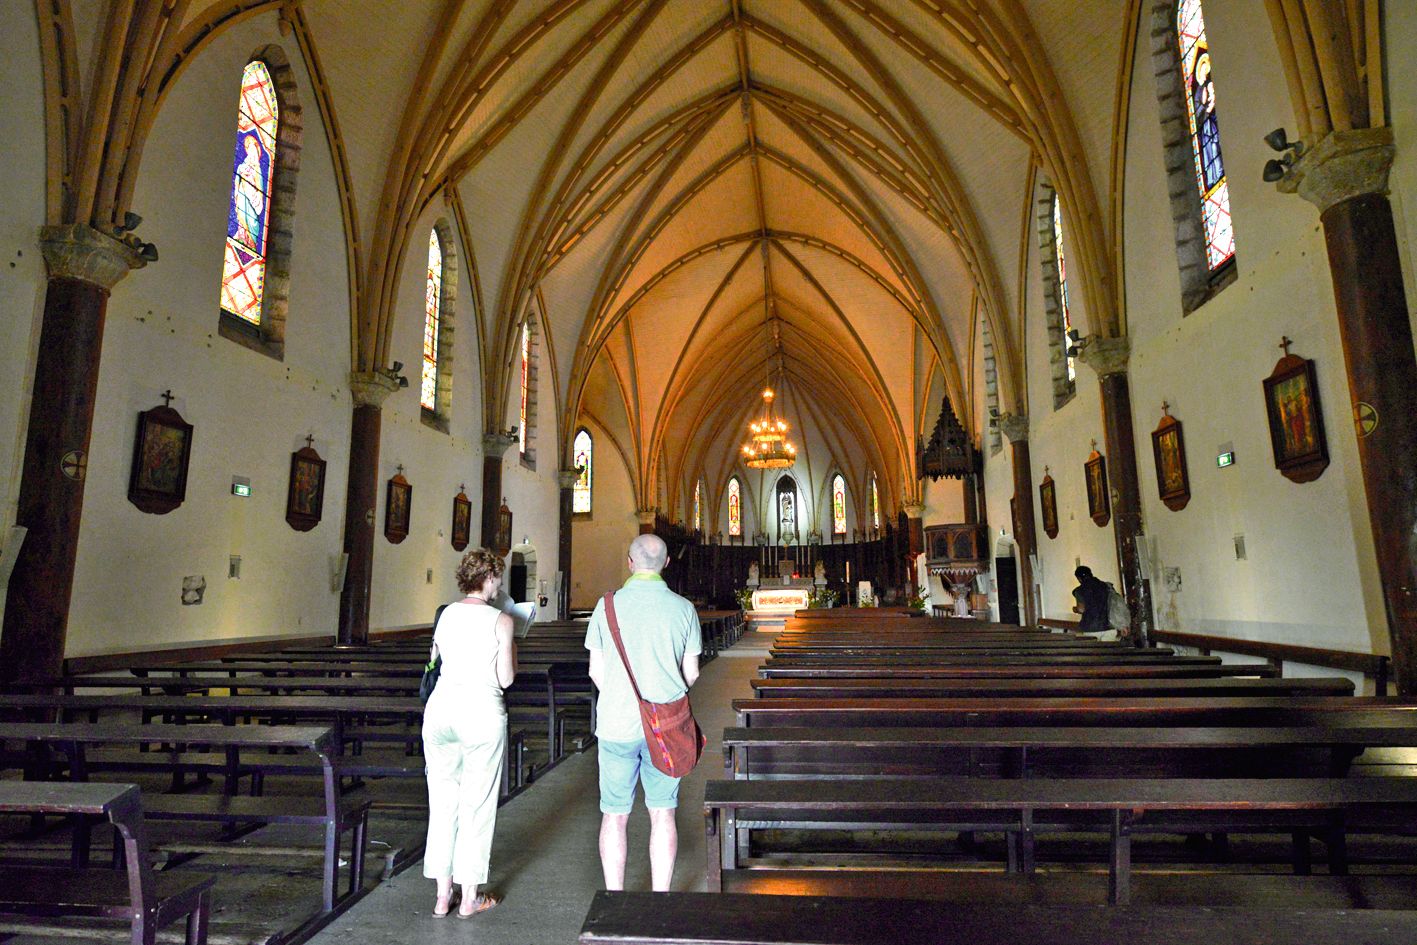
[602,591,646,703]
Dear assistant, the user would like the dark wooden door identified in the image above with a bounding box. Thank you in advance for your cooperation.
[995,555,1020,625]
[509,564,528,603]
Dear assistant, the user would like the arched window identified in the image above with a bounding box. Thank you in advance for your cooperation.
[831,474,847,535]
[220,60,278,329]
[1177,0,1234,271]
[870,474,880,530]
[727,477,742,537]
[776,476,798,543]
[1051,195,1075,384]
[518,318,539,468]
[421,229,443,411]
[519,323,530,454]
[692,480,702,532]
[571,428,592,514]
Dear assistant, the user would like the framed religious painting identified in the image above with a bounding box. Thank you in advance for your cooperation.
[1038,468,1059,539]
[1084,447,1110,527]
[494,501,513,556]
[285,440,326,532]
[1263,344,1329,483]
[451,489,472,552]
[127,394,193,515]
[385,470,412,544]
[1151,406,1191,511]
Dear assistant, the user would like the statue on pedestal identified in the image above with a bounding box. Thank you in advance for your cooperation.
[813,560,826,586]
[747,560,760,588]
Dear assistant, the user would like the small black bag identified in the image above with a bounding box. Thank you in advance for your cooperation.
[419,651,441,703]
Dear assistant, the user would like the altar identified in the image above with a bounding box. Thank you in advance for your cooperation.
[750,586,811,614]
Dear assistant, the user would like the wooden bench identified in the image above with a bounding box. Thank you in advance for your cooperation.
[1,722,367,912]
[701,776,1417,902]
[579,891,1417,945]
[0,781,216,945]
[718,725,1417,780]
[747,676,1355,699]
[758,662,1278,679]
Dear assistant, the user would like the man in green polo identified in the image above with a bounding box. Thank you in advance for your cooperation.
[584,533,702,891]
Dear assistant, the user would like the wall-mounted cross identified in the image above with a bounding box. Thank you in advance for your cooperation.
[1279,336,1293,357]
[1043,465,1050,476]
[458,483,466,493]
[305,434,315,449]
[396,464,405,476]
[1161,400,1171,416]
[1090,439,1098,452]
[160,389,174,407]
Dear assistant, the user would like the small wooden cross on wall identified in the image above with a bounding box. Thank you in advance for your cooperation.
[1161,401,1171,417]
[304,434,315,449]
[458,483,466,493]
[396,464,405,476]
[1279,336,1293,357]
[160,389,174,407]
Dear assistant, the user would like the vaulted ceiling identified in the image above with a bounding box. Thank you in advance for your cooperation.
[114,0,1138,508]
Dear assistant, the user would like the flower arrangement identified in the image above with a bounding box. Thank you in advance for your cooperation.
[807,587,838,609]
[735,588,754,611]
[905,583,930,611]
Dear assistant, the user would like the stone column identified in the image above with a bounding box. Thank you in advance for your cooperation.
[636,508,656,535]
[1,225,145,686]
[1077,337,1152,647]
[479,432,517,549]
[1279,129,1417,692]
[336,372,399,647]
[557,468,579,619]
[999,414,1037,626]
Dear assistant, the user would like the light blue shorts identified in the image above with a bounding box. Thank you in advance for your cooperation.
[597,738,681,814]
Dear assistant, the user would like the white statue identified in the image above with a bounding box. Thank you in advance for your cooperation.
[813,560,826,585]
[747,560,760,587]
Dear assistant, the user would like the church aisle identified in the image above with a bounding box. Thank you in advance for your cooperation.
[306,632,771,945]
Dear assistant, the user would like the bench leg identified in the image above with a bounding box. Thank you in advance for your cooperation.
[723,811,739,873]
[1326,815,1349,876]
[1019,811,1036,874]
[704,810,723,893]
[349,810,370,895]
[322,822,339,911]
[186,888,211,945]
[1108,810,1132,906]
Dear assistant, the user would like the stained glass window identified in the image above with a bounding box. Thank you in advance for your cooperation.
[519,323,530,455]
[832,474,846,535]
[871,475,880,530]
[1178,0,1234,270]
[220,60,279,325]
[1052,195,1075,383]
[692,480,702,532]
[572,429,592,513]
[728,477,742,537]
[421,229,442,411]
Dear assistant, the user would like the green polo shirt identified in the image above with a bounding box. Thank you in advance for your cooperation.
[584,573,703,742]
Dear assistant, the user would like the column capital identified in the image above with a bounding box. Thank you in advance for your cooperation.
[1077,335,1130,378]
[481,431,519,456]
[558,468,581,489]
[348,371,400,408]
[635,508,657,527]
[998,413,1029,444]
[1277,128,1394,214]
[902,502,926,520]
[40,224,146,289]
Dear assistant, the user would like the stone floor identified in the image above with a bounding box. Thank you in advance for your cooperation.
[304,635,771,945]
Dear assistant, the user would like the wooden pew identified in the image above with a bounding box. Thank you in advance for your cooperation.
[701,776,1417,902]
[747,677,1354,699]
[579,891,1417,945]
[0,781,216,945]
[2,722,368,912]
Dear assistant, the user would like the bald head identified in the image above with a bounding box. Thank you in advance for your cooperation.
[628,534,668,573]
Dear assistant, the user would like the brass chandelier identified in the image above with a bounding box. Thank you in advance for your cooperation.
[742,386,796,469]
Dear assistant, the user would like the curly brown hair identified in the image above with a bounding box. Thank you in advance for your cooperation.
[455,548,506,595]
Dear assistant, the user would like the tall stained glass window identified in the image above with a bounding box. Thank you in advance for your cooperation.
[519,322,530,455]
[572,429,592,513]
[421,230,442,411]
[1178,0,1234,270]
[831,474,847,535]
[1052,195,1075,383]
[871,474,880,530]
[728,477,742,537]
[692,480,702,532]
[220,60,279,325]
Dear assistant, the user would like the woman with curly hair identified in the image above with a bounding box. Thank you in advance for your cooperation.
[422,547,517,917]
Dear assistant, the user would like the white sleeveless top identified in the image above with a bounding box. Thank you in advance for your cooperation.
[432,600,505,703]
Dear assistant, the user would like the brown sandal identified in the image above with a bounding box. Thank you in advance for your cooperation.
[458,893,500,917]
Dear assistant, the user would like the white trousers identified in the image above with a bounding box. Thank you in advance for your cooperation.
[422,686,506,885]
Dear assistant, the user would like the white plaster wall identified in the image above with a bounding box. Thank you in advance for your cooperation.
[570,420,639,607]
[0,7,49,575]
[368,206,487,631]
